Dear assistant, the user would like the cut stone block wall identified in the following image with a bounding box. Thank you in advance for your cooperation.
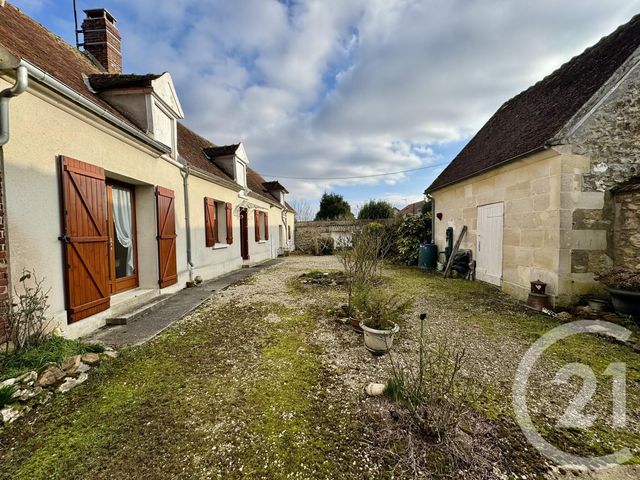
[614,187,640,268]
[432,150,563,304]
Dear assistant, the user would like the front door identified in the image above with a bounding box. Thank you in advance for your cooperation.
[240,208,249,260]
[476,202,504,286]
[107,182,138,294]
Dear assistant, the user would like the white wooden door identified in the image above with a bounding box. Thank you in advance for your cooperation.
[476,203,504,286]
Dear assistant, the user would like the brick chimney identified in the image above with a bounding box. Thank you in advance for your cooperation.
[81,8,122,74]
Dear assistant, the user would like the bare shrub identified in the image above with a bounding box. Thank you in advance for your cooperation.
[387,315,477,440]
[336,224,388,315]
[1,270,53,353]
[381,314,492,476]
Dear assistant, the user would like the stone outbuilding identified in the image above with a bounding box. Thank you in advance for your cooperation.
[426,14,640,306]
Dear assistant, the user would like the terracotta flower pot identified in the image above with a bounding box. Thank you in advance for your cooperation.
[351,317,363,334]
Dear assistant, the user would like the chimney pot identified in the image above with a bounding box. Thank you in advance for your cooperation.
[81,8,122,74]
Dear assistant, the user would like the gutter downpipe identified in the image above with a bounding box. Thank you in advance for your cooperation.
[180,164,194,281]
[0,65,28,146]
[19,60,170,154]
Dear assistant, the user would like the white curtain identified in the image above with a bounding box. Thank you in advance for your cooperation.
[112,186,135,276]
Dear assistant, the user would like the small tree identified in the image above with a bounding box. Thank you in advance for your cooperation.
[337,223,387,315]
[315,192,354,220]
[289,198,315,222]
[358,200,395,220]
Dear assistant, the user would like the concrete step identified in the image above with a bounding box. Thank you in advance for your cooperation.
[108,289,158,317]
[106,294,172,326]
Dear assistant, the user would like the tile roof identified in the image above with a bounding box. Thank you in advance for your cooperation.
[246,167,283,205]
[262,181,289,193]
[88,73,162,92]
[203,144,241,158]
[177,123,290,208]
[399,200,425,216]
[0,2,138,130]
[177,123,234,180]
[427,14,640,192]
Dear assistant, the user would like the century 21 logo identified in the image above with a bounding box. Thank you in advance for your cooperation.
[512,321,632,468]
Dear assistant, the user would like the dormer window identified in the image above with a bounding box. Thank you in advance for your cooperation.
[88,72,184,158]
[203,143,249,191]
[262,181,289,205]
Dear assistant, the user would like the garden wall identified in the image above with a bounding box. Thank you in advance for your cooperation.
[295,219,392,254]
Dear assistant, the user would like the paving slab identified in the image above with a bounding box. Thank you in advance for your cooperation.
[85,259,281,347]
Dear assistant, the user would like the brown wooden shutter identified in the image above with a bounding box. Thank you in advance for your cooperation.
[226,203,233,244]
[156,186,178,288]
[59,156,110,322]
[254,210,260,242]
[204,197,216,247]
[264,212,269,240]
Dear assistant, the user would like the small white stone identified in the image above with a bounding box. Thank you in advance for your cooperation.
[12,386,43,402]
[1,406,23,424]
[16,371,37,385]
[365,383,386,396]
[58,373,89,393]
[76,363,91,374]
[1,378,17,388]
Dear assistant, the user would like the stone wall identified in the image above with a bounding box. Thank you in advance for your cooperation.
[564,57,640,193]
[614,186,640,268]
[556,51,640,301]
[295,219,391,253]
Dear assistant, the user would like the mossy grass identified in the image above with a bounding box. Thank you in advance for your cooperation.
[0,300,367,479]
[0,336,105,381]
[386,264,640,463]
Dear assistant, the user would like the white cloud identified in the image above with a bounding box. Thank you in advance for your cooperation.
[22,0,640,205]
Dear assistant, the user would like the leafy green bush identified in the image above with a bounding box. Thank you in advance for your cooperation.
[395,214,432,265]
[353,287,412,330]
[0,384,16,408]
[0,336,105,381]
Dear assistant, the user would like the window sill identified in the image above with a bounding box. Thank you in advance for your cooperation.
[212,244,229,250]
[257,240,268,244]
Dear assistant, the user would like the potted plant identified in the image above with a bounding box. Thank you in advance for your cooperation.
[353,287,412,355]
[596,267,640,321]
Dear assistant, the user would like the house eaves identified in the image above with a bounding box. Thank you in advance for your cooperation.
[22,60,170,154]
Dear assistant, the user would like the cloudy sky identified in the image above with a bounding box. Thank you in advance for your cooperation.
[12,0,640,215]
